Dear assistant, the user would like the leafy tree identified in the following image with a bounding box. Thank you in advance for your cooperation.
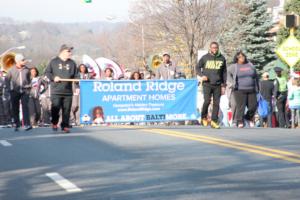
[220,0,276,70]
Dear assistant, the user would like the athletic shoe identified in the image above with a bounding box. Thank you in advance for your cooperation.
[14,127,19,132]
[211,121,220,129]
[238,123,244,128]
[62,127,70,133]
[201,118,208,127]
[248,121,255,128]
[52,124,58,131]
[24,126,32,131]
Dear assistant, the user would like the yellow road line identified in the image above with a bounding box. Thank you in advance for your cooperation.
[113,125,300,164]
[144,129,300,164]
[154,129,300,159]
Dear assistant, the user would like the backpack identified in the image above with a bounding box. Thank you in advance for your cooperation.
[257,94,270,118]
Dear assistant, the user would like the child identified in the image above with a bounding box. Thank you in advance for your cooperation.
[288,75,300,128]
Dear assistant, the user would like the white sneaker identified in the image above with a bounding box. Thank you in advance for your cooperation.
[248,121,255,128]
[24,126,33,131]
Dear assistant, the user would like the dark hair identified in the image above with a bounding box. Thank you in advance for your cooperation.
[130,71,142,80]
[210,41,219,47]
[30,67,39,77]
[233,51,249,64]
[105,68,113,73]
[92,106,104,120]
[78,64,88,74]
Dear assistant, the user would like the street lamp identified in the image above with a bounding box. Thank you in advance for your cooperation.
[0,46,26,58]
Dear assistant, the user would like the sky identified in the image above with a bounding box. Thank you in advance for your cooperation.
[0,0,131,23]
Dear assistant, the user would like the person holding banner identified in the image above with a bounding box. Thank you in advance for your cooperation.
[196,42,227,129]
[70,64,90,126]
[45,44,78,133]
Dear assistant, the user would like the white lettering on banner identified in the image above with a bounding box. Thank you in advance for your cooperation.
[113,103,164,108]
[93,82,142,92]
[106,115,119,121]
[146,81,185,93]
[93,81,186,93]
[107,115,145,122]
[148,94,175,101]
[117,108,161,112]
[102,95,147,102]
[120,115,145,121]
[166,114,187,120]
[103,94,175,101]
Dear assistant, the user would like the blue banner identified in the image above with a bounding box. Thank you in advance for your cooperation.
[80,79,198,124]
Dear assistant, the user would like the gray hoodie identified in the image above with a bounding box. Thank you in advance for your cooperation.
[155,62,177,80]
[6,65,31,93]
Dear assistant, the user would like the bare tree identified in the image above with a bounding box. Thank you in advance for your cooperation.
[130,0,229,76]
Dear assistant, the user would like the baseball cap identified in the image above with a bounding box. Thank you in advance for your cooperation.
[274,67,283,72]
[162,52,170,57]
[59,44,74,52]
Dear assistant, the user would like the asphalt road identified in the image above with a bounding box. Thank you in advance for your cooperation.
[0,126,300,200]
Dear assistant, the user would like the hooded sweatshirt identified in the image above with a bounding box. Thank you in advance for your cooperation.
[196,52,226,85]
[288,86,300,109]
[45,56,78,96]
[6,65,31,94]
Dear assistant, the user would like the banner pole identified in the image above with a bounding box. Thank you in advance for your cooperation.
[58,79,80,82]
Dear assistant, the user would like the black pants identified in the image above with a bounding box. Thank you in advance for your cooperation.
[10,91,30,127]
[0,97,11,125]
[29,97,41,126]
[40,97,51,124]
[51,95,72,129]
[201,84,221,122]
[233,90,257,124]
[276,94,289,128]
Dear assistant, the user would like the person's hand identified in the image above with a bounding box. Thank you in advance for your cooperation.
[201,76,208,81]
[75,88,80,95]
[54,76,60,83]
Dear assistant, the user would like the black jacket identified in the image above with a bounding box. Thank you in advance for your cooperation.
[45,56,78,96]
[259,80,274,102]
[196,52,227,85]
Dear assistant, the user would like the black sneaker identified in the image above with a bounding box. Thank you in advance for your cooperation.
[14,127,19,132]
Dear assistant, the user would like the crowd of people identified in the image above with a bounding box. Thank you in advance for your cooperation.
[197,42,300,129]
[0,42,300,133]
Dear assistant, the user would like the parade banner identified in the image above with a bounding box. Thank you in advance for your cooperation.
[80,79,198,124]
